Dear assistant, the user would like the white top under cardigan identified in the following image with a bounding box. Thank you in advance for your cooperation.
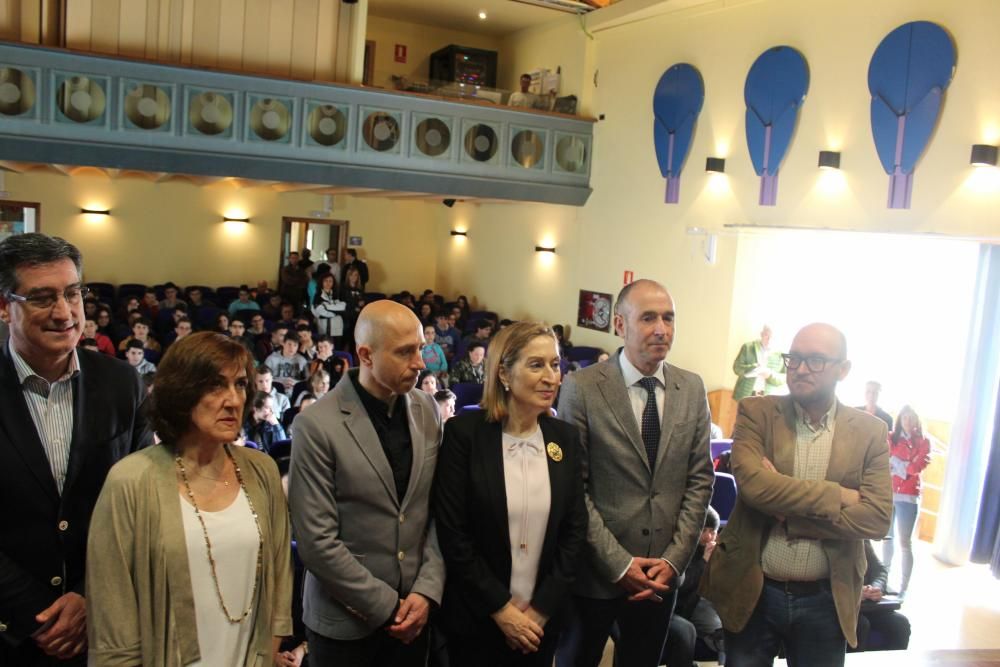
[180,490,259,667]
[502,426,551,606]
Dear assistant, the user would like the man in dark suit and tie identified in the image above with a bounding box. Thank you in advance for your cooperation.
[555,279,715,667]
[0,233,149,666]
[289,299,444,666]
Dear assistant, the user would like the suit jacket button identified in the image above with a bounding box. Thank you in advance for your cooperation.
[642,528,650,536]
[399,513,405,524]
[51,576,62,586]
[398,550,405,561]
[58,520,69,531]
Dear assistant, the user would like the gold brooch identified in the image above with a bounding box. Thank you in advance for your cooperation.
[546,442,563,462]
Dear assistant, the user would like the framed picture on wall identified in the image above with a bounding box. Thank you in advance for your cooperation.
[577,289,613,332]
[0,201,40,244]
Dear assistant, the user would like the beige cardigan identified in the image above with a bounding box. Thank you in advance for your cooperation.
[86,444,293,666]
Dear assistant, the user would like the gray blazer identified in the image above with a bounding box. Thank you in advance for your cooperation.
[288,373,445,640]
[557,350,715,599]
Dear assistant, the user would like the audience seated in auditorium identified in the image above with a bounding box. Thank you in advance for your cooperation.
[300,369,330,406]
[125,339,157,375]
[117,294,141,323]
[162,316,193,350]
[82,319,116,356]
[418,369,439,395]
[295,324,318,361]
[79,337,99,354]
[276,303,298,331]
[450,341,486,385]
[421,325,448,374]
[312,273,347,346]
[462,320,493,349]
[433,312,461,360]
[117,317,161,354]
[257,324,289,363]
[158,282,186,310]
[664,506,724,666]
[228,285,262,316]
[245,391,288,454]
[228,319,256,355]
[854,540,911,652]
[265,333,308,393]
[83,295,100,320]
[255,365,291,419]
[213,311,230,334]
[139,288,160,319]
[416,302,434,325]
[262,293,284,320]
[434,389,457,422]
[186,286,215,309]
[247,312,267,338]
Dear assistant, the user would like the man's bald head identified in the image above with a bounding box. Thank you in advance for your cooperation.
[355,300,423,351]
[786,322,850,415]
[792,322,847,361]
[614,279,670,317]
[355,300,427,400]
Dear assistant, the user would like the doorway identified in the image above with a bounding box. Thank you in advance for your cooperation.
[280,217,349,277]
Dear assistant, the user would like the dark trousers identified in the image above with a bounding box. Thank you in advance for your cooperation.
[0,641,86,667]
[725,581,845,667]
[555,590,678,667]
[306,625,429,667]
[855,610,911,651]
[447,626,560,667]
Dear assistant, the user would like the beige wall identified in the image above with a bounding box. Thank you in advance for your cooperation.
[432,0,1000,392]
[4,169,438,294]
[365,14,502,90]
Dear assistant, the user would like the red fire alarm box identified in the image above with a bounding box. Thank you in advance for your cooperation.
[394,44,407,63]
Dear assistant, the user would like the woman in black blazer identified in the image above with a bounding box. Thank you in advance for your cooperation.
[434,321,588,666]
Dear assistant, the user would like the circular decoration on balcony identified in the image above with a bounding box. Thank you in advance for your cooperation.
[415,118,450,157]
[189,92,233,135]
[250,98,290,141]
[362,112,400,151]
[308,104,347,146]
[56,75,106,123]
[511,130,544,168]
[125,83,171,129]
[556,135,587,173]
[464,123,498,162]
[0,67,35,116]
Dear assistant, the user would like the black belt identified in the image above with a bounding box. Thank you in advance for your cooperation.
[764,576,830,595]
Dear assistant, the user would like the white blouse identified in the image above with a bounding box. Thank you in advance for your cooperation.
[502,426,551,606]
[180,490,259,667]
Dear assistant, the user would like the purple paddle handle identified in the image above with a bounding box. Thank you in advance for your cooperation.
[665,176,681,203]
[888,114,911,208]
[759,172,779,206]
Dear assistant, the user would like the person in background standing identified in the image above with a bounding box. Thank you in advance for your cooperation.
[732,325,785,401]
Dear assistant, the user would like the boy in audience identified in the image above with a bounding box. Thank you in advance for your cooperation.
[229,285,262,316]
[125,339,157,375]
[450,341,486,385]
[163,316,193,350]
[265,332,308,393]
[186,286,215,309]
[229,319,256,355]
[255,365,291,419]
[296,324,317,360]
[158,282,186,310]
[257,324,289,362]
[434,312,461,360]
[262,293,284,320]
[247,312,267,338]
[461,319,492,350]
[79,338,101,354]
[117,317,161,354]
[139,288,160,319]
[276,302,297,330]
[434,388,457,422]
[309,335,337,377]
[82,318,116,356]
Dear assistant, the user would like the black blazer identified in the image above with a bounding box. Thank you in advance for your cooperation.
[433,411,588,635]
[0,345,149,649]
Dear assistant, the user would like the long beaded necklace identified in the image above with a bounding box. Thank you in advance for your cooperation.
[175,444,263,623]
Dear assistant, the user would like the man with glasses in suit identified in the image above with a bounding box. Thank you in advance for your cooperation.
[0,233,149,665]
[701,323,892,666]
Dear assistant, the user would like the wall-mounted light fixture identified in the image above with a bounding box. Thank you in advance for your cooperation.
[450,230,468,237]
[818,150,841,169]
[80,207,110,215]
[442,198,457,208]
[223,216,250,223]
[705,157,726,173]
[534,245,556,253]
[970,144,999,167]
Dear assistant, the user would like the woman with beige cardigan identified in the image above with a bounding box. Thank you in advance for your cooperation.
[86,332,293,666]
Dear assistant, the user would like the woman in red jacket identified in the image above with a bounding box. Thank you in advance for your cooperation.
[883,405,931,597]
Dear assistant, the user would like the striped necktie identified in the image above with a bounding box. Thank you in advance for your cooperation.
[638,376,661,468]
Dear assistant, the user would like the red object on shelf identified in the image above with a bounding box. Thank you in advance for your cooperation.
[394,44,407,63]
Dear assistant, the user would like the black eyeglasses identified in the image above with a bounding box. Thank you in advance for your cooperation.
[6,285,90,310]
[781,353,843,373]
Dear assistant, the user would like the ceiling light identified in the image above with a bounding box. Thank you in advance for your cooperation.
[478,10,487,19]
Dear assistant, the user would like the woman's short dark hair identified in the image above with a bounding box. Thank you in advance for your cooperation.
[0,233,82,296]
[147,332,256,444]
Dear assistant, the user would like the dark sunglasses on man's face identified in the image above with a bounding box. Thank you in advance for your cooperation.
[781,353,842,373]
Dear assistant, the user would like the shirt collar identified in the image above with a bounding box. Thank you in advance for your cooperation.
[793,399,838,432]
[619,350,664,388]
[9,340,80,386]
[349,368,403,418]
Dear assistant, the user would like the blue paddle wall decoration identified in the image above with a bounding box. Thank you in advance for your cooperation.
[653,64,705,204]
[744,46,809,206]
[868,21,956,209]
